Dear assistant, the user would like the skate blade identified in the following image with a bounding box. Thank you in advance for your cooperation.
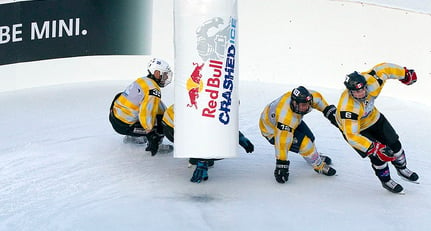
[123,136,147,145]
[399,176,420,184]
[384,188,406,195]
[144,144,173,156]
[396,172,420,184]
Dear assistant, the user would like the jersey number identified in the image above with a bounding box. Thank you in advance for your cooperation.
[277,122,292,132]
[340,111,358,120]
[149,89,161,98]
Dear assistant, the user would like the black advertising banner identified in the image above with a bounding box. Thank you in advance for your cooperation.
[0,0,152,65]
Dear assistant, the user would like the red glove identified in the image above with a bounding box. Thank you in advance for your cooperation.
[367,142,396,162]
[400,67,417,85]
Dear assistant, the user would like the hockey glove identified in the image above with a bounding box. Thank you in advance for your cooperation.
[239,131,254,153]
[190,160,209,183]
[366,142,396,162]
[145,130,163,156]
[274,159,290,183]
[400,67,417,85]
[323,104,338,127]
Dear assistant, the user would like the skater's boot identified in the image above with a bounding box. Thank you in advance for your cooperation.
[313,161,336,176]
[396,167,419,182]
[123,135,147,144]
[373,163,403,193]
[303,151,336,176]
[320,155,332,165]
[381,179,404,193]
[391,149,419,182]
[158,143,174,153]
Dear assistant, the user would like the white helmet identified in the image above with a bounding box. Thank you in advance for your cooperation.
[147,58,173,87]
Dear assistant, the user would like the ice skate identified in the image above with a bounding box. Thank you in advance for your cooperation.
[157,143,174,153]
[314,162,336,176]
[123,135,147,145]
[396,167,419,183]
[391,150,419,183]
[320,154,332,165]
[381,179,404,193]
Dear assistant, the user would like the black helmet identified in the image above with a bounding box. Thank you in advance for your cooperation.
[290,86,313,115]
[344,71,366,90]
[344,71,368,101]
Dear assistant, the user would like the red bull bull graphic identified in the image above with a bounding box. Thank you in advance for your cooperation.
[174,0,239,159]
[186,62,204,109]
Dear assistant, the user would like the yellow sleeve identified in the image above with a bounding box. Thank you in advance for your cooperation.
[310,90,329,112]
[371,63,405,81]
[274,92,298,160]
[275,129,294,160]
[362,63,405,97]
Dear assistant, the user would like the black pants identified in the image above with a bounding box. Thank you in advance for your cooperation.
[109,110,147,136]
[109,92,146,136]
[265,121,315,153]
[343,113,401,167]
[351,113,400,157]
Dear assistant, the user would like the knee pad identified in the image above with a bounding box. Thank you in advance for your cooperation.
[291,133,315,155]
[388,140,401,153]
[369,153,386,166]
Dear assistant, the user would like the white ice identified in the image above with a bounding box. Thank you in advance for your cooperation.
[1,79,430,230]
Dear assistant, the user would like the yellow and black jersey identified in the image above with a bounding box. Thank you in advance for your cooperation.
[259,90,329,160]
[112,77,164,131]
[336,63,406,152]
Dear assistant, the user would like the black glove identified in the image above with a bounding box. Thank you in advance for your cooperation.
[323,104,338,128]
[274,159,290,183]
[190,160,209,183]
[239,131,254,153]
[145,130,163,156]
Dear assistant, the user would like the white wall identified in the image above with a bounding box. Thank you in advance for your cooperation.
[1,0,430,105]
[347,0,431,15]
[237,0,431,103]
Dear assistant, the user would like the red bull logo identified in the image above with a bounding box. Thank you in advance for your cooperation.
[184,17,237,125]
[202,59,223,118]
[186,62,204,109]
